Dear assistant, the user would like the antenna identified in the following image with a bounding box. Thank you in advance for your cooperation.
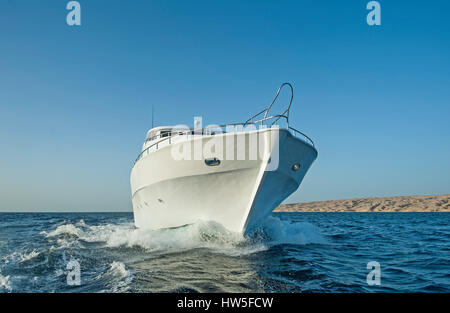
[152,105,154,128]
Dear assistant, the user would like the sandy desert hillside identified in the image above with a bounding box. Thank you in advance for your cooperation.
[275,194,450,212]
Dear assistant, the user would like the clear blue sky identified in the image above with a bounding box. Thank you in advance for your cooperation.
[1,1,449,212]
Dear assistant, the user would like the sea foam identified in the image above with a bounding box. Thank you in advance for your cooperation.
[98,261,134,292]
[1,250,40,264]
[41,224,82,238]
[40,215,326,256]
[0,270,12,292]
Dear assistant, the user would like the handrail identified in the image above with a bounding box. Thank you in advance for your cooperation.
[243,108,267,126]
[244,82,293,128]
[134,83,316,164]
[289,126,315,147]
[263,82,293,127]
[134,114,314,164]
[135,132,178,163]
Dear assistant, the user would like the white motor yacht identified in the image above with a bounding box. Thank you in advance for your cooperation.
[130,83,318,234]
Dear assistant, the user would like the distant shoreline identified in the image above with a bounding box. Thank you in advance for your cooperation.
[275,194,450,212]
[2,194,449,213]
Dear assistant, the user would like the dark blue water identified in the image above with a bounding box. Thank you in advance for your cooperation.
[0,212,449,292]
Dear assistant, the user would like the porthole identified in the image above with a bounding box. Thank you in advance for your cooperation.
[292,163,301,171]
[205,157,221,166]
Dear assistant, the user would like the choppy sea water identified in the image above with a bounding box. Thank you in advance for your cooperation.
[0,212,449,293]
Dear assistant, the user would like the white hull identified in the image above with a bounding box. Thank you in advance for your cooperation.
[130,128,317,234]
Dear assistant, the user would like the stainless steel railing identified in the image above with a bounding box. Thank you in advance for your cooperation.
[134,83,315,164]
[134,116,314,164]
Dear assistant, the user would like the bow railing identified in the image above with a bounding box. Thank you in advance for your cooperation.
[134,83,315,164]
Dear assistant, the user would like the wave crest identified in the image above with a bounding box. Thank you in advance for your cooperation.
[40,215,326,255]
[1,250,40,265]
[41,224,82,238]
